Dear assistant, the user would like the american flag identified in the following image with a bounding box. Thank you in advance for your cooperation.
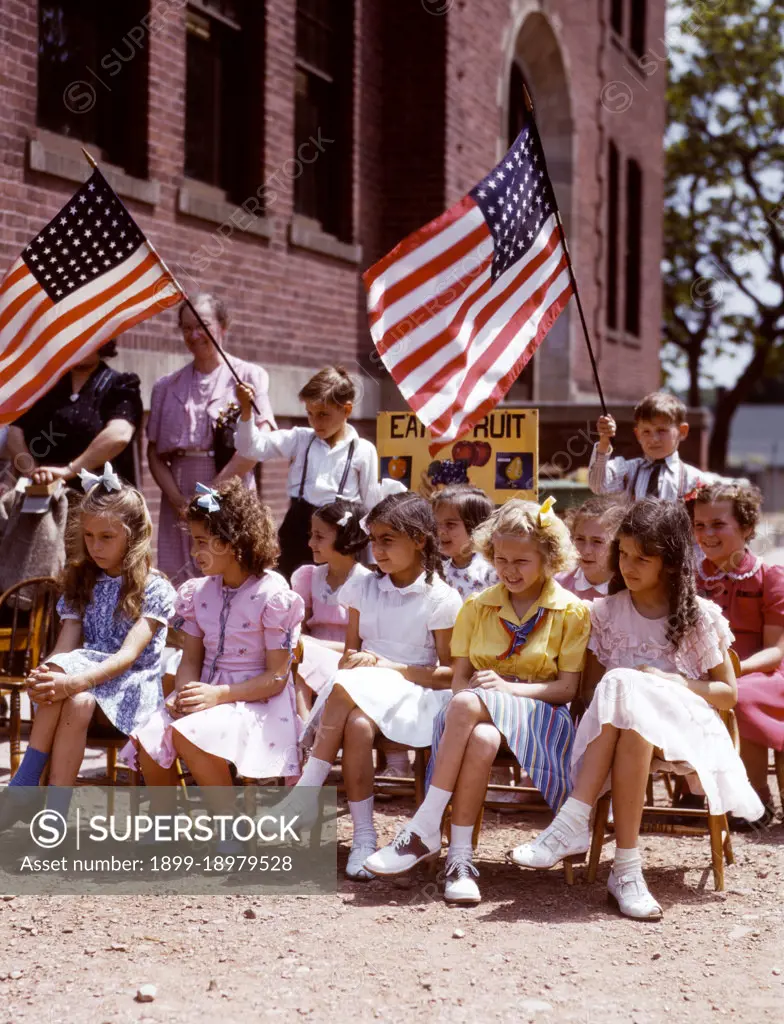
[0,168,181,426]
[364,112,574,451]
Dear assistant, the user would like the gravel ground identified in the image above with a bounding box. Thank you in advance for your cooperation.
[1,792,782,1024]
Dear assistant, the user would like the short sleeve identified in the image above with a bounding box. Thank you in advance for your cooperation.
[142,574,176,627]
[56,594,81,621]
[291,564,315,617]
[337,570,370,612]
[677,598,735,678]
[762,565,784,628]
[172,578,204,637]
[427,581,463,632]
[100,371,143,428]
[451,598,479,659]
[586,596,615,666]
[262,586,305,652]
[556,601,592,674]
[146,378,166,443]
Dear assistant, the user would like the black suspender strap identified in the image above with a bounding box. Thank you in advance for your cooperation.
[298,436,317,500]
[337,441,356,495]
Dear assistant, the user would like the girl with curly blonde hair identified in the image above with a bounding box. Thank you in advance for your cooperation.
[9,465,174,798]
[365,497,591,904]
[124,479,305,818]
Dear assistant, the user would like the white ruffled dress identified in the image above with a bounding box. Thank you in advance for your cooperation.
[302,570,463,748]
[575,590,764,821]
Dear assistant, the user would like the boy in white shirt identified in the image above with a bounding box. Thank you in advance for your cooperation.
[236,366,379,579]
[589,391,718,501]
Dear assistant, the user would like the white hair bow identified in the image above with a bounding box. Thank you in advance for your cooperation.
[337,511,353,527]
[79,462,122,493]
[195,482,221,513]
[358,515,370,536]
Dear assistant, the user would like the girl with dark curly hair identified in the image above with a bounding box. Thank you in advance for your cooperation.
[511,498,763,921]
[691,481,784,828]
[124,479,305,814]
[283,493,462,880]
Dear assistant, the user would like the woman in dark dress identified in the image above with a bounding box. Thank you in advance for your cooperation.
[5,341,142,489]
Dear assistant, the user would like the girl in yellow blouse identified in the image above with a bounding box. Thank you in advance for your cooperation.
[365,497,591,903]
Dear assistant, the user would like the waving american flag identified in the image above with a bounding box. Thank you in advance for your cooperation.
[0,168,181,426]
[364,110,574,452]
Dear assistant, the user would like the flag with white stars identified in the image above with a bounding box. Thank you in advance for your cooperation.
[0,168,181,425]
[364,109,573,452]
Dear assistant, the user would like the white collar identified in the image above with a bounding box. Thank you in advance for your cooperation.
[644,450,680,469]
[313,423,358,452]
[573,568,609,595]
[377,571,429,595]
[697,551,762,583]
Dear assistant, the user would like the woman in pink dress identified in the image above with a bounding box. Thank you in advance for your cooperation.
[147,293,275,585]
[291,499,370,712]
[691,481,784,826]
[123,479,304,786]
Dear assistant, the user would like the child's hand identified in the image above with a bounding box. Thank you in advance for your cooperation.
[596,414,616,452]
[27,671,85,704]
[176,682,223,714]
[470,669,513,693]
[164,690,185,719]
[339,649,378,670]
[235,382,255,421]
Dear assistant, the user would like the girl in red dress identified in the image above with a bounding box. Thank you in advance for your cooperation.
[691,481,784,826]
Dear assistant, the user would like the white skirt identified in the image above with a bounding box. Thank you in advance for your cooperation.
[297,636,342,694]
[574,669,765,821]
[302,667,451,748]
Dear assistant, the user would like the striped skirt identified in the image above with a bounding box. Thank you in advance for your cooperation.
[427,691,575,810]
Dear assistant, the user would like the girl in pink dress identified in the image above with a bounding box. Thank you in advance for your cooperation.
[557,495,626,602]
[291,499,371,712]
[123,479,304,787]
[691,481,784,827]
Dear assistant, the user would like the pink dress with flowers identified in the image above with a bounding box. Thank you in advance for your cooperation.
[123,572,304,779]
[291,562,371,693]
[574,590,763,820]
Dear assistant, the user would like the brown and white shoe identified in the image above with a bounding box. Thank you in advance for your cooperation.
[363,826,440,877]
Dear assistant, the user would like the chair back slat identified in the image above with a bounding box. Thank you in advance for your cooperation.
[0,576,59,680]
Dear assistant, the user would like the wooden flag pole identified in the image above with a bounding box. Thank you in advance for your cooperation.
[520,91,608,416]
[81,148,261,416]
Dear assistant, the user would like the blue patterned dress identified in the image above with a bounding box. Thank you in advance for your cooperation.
[48,573,175,734]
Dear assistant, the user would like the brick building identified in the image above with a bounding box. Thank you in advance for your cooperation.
[0,0,671,521]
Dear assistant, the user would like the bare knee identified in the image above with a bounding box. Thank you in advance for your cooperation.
[344,708,376,747]
[465,722,502,764]
[446,689,483,726]
[326,683,355,709]
[62,691,96,725]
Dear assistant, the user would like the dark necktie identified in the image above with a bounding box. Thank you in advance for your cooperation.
[646,459,667,497]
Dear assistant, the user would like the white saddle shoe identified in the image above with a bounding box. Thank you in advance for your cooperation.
[443,853,480,904]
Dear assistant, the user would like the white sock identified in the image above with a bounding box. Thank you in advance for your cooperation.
[409,785,452,837]
[557,796,592,833]
[348,796,376,849]
[613,846,642,876]
[448,824,474,860]
[296,756,332,789]
[384,750,410,774]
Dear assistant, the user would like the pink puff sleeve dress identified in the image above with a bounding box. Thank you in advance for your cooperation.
[124,571,304,779]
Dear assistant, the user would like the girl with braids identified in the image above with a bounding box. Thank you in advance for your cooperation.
[124,478,304,789]
[366,497,590,904]
[511,498,763,921]
[288,492,462,880]
[9,464,174,793]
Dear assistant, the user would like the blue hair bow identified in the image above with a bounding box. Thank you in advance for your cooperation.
[195,482,221,512]
[79,462,122,493]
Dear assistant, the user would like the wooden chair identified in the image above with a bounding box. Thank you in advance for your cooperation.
[0,576,58,777]
[587,702,739,892]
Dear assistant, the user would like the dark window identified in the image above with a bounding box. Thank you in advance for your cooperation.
[37,1,149,178]
[624,158,643,337]
[508,62,527,146]
[606,142,620,332]
[294,0,354,240]
[629,0,647,57]
[610,0,624,35]
[184,2,264,202]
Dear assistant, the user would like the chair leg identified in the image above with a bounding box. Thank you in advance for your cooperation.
[708,814,726,891]
[723,817,735,866]
[414,748,426,807]
[775,750,784,812]
[646,775,654,805]
[9,689,21,779]
[587,794,611,884]
[107,746,117,784]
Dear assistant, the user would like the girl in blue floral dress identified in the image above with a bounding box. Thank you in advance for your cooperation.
[8,464,174,791]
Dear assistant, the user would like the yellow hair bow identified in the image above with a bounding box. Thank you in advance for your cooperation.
[537,495,557,526]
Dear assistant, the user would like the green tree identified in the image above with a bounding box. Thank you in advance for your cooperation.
[663,0,784,472]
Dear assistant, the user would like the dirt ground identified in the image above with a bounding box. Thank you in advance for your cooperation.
[1,791,782,1024]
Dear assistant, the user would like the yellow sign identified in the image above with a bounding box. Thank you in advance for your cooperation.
[376,409,538,504]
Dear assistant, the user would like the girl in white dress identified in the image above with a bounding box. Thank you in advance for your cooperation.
[432,485,497,600]
[511,498,763,920]
[289,493,462,879]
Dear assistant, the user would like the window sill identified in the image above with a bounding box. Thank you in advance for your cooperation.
[28,138,160,206]
[177,187,273,240]
[606,328,642,348]
[289,215,362,265]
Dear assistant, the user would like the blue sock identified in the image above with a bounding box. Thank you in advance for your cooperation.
[8,746,49,787]
[46,786,73,820]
